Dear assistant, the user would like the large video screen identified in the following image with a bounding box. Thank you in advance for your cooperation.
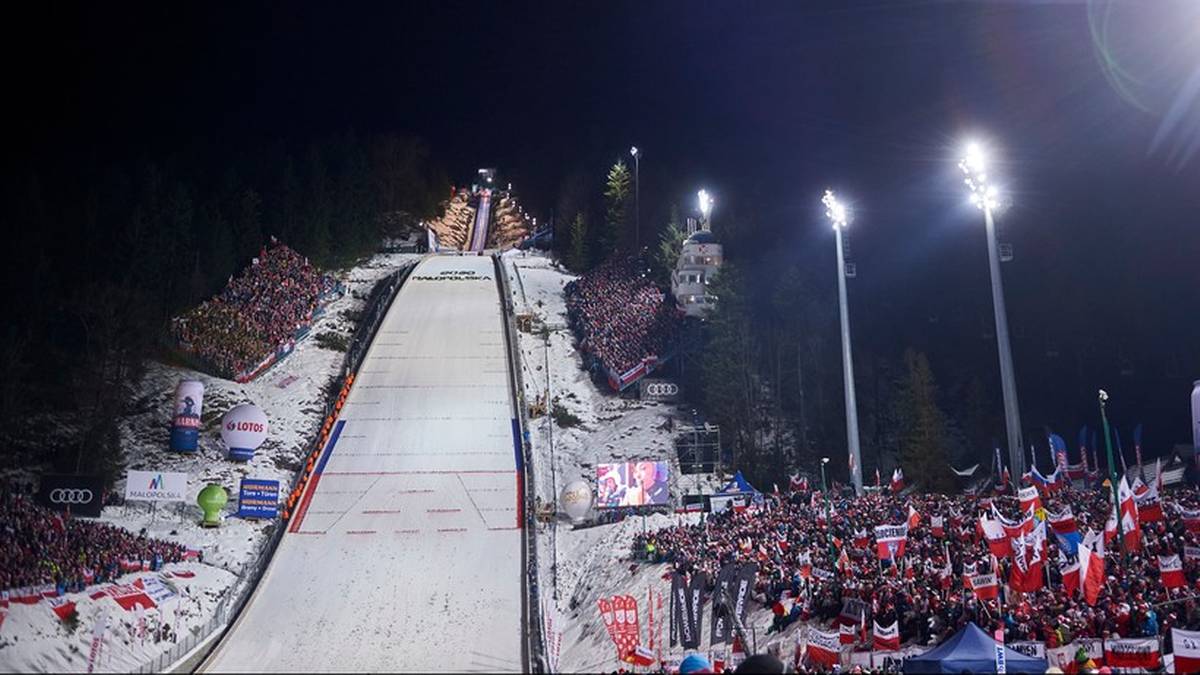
[596,461,671,508]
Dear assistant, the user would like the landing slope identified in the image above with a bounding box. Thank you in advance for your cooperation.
[203,255,522,673]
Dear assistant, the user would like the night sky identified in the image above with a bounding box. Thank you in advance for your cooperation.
[10,1,1200,444]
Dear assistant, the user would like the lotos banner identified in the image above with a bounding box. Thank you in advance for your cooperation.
[37,474,105,518]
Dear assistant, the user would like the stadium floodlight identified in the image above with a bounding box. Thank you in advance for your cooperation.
[822,189,863,495]
[698,189,713,228]
[960,138,1024,490]
[822,189,848,229]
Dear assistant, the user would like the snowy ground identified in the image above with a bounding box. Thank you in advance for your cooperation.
[0,250,418,674]
[500,251,782,673]
[202,254,522,673]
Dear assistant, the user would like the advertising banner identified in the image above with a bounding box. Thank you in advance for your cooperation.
[639,378,681,402]
[37,474,105,517]
[124,471,188,503]
[596,461,671,508]
[711,563,737,646]
[169,380,204,452]
[237,478,280,519]
[685,571,706,650]
[221,404,269,462]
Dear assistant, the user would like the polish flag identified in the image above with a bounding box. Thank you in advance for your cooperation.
[1159,554,1185,589]
[980,518,1012,558]
[891,468,905,494]
[1171,628,1200,675]
[853,528,870,550]
[805,627,841,668]
[930,515,945,538]
[907,505,920,530]
[968,573,999,601]
[1103,637,1161,671]
[873,620,900,651]
[1135,474,1164,523]
[874,524,909,561]
[1058,552,1080,597]
[840,621,857,645]
[1078,531,1105,606]
[1018,485,1041,513]
[48,597,76,622]
[1181,506,1200,533]
[626,645,655,667]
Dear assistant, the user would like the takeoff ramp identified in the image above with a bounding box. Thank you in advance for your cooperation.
[203,255,523,673]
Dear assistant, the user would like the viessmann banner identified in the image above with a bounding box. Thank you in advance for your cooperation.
[37,474,105,517]
[124,470,188,503]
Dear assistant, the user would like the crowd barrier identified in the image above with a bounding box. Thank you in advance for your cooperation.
[494,253,547,673]
[131,261,417,674]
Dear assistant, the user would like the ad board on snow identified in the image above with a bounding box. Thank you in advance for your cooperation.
[125,470,188,503]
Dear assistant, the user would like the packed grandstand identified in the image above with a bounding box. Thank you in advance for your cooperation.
[629,469,1200,672]
[170,240,341,381]
[565,256,685,392]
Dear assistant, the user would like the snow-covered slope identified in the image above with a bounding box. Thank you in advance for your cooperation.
[202,254,522,673]
[0,251,417,674]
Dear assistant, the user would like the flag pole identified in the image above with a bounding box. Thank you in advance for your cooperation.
[1099,389,1128,564]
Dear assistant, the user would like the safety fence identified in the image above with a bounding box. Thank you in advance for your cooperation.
[494,253,547,673]
[131,260,418,674]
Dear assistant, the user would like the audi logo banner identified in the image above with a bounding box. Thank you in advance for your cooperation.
[639,379,681,402]
[37,474,105,517]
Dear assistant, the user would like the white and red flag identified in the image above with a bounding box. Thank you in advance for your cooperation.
[1134,468,1164,522]
[1159,554,1185,589]
[1172,628,1200,675]
[48,596,76,622]
[1181,506,1200,533]
[1103,637,1161,671]
[89,584,157,612]
[891,468,905,494]
[839,621,857,645]
[853,528,870,549]
[873,620,900,651]
[930,515,945,538]
[874,524,909,561]
[1058,551,1080,597]
[1018,485,1041,513]
[980,518,1012,558]
[1008,533,1044,593]
[1078,531,1105,606]
[907,505,920,530]
[626,645,655,667]
[805,627,841,668]
[969,572,999,601]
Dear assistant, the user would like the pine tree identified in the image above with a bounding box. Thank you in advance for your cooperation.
[701,264,761,480]
[567,212,589,272]
[652,204,685,285]
[895,350,955,492]
[599,159,631,262]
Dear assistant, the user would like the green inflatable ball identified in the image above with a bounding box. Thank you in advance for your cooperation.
[198,484,228,528]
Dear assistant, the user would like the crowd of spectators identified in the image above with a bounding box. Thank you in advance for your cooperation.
[565,257,683,383]
[172,241,338,379]
[631,477,1200,666]
[1,485,192,595]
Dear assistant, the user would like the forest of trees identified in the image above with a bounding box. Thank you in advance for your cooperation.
[0,132,449,481]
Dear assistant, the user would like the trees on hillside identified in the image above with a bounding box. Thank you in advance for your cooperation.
[895,349,956,493]
[599,159,631,263]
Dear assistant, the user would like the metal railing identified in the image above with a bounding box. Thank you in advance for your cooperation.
[131,259,420,674]
[494,253,547,673]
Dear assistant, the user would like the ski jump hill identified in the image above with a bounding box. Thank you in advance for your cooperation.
[202,254,525,673]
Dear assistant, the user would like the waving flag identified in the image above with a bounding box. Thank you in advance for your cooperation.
[839,621,857,645]
[1172,628,1200,675]
[1135,460,1164,522]
[1181,506,1200,533]
[907,504,920,530]
[1104,638,1161,671]
[873,620,900,651]
[1008,533,1044,593]
[1078,531,1105,606]
[1018,485,1041,513]
[891,468,905,494]
[805,627,841,668]
[853,528,870,550]
[1160,554,1185,589]
[874,524,909,561]
[969,572,999,601]
[931,515,945,538]
[1047,509,1082,556]
[980,518,1012,558]
[1059,551,1080,597]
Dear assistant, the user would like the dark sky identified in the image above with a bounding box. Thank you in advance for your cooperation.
[10,0,1200,444]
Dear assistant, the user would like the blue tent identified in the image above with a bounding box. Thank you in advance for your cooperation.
[904,623,1047,673]
[717,471,764,506]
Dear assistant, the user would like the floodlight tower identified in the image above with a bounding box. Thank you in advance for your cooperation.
[823,190,863,495]
[698,189,713,230]
[960,140,1025,490]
